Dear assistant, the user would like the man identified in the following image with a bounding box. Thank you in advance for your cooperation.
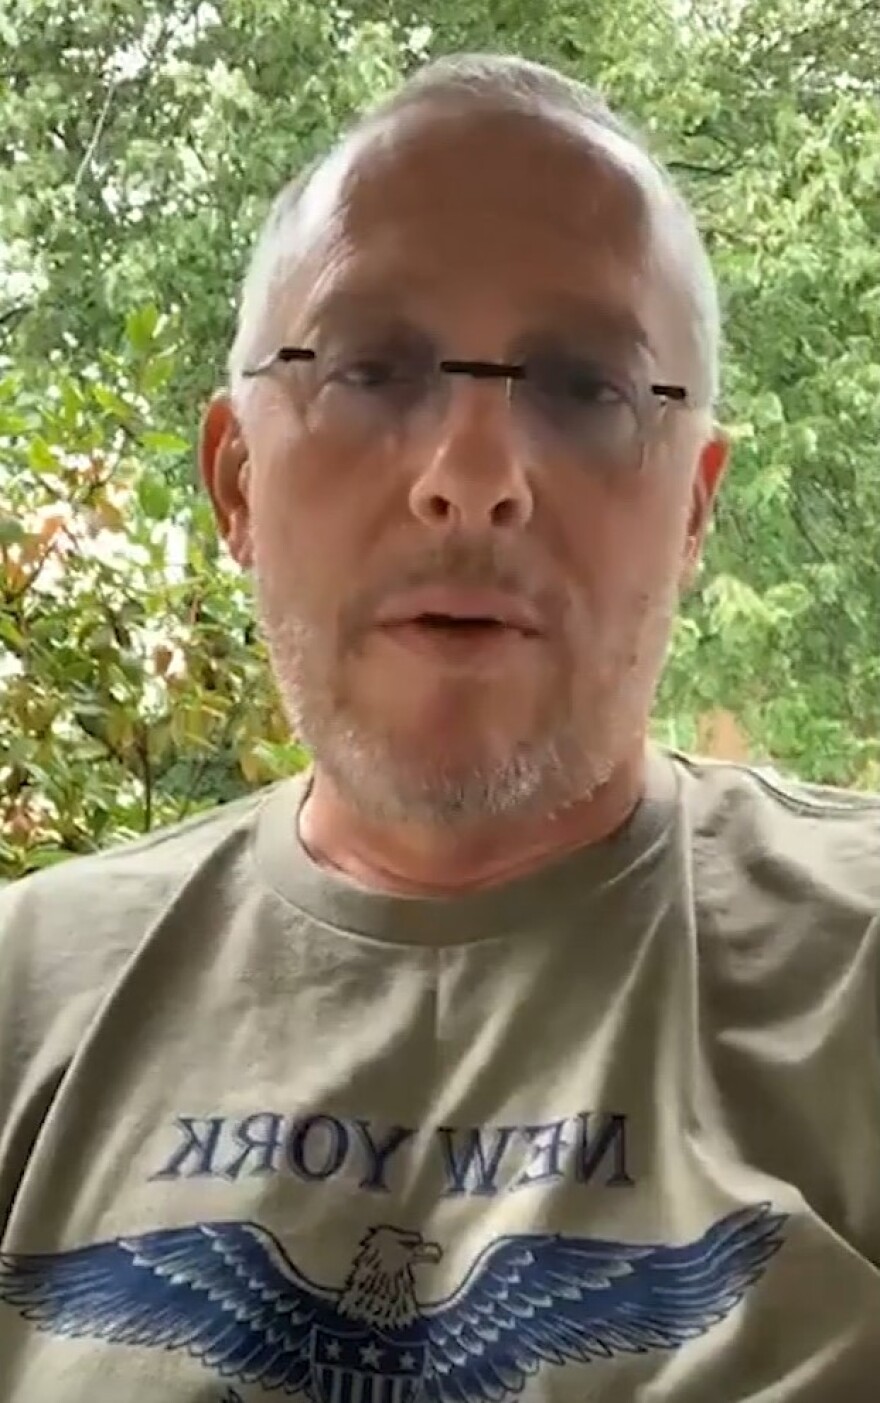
[1,52,879,1403]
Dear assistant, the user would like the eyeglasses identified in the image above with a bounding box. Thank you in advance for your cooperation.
[241,340,689,474]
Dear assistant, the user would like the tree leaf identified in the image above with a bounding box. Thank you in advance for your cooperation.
[0,516,25,547]
[136,471,172,520]
[141,430,190,454]
[125,304,160,354]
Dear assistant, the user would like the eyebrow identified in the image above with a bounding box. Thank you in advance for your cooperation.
[301,285,654,356]
[526,292,656,357]
[300,289,409,332]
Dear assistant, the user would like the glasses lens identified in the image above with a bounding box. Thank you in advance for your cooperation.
[520,351,643,469]
[300,330,440,439]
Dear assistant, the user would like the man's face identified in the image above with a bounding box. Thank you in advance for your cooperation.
[203,105,726,825]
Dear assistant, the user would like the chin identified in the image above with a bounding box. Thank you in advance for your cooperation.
[315,714,580,827]
[377,725,513,784]
[382,676,540,737]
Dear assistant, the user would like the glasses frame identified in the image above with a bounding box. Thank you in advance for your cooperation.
[241,346,689,405]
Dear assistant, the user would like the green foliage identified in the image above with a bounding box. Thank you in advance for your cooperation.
[2,0,879,874]
[0,321,305,876]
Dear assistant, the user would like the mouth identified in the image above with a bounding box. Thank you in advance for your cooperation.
[377,614,538,665]
[409,613,532,637]
[371,586,544,666]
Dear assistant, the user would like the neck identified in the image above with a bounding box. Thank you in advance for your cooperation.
[298,746,648,897]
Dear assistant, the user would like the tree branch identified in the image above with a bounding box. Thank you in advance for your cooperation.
[667,158,740,178]
[72,78,118,199]
[137,725,153,832]
[0,302,31,331]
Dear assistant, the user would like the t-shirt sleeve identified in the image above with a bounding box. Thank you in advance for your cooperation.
[0,865,141,1229]
[0,794,264,1232]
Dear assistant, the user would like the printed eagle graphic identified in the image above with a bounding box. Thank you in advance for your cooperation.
[0,1204,785,1400]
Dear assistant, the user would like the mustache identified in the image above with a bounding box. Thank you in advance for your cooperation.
[342,537,562,641]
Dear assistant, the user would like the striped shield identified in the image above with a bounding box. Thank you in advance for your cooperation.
[312,1323,428,1403]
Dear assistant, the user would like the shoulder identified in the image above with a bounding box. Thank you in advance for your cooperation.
[669,749,880,934]
[0,786,279,1058]
[0,782,315,1205]
[1,787,271,951]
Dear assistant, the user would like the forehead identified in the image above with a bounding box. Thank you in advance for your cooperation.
[348,105,646,239]
[279,103,662,344]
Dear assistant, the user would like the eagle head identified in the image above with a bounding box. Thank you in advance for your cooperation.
[338,1226,443,1330]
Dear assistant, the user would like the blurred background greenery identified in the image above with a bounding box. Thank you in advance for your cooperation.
[2,0,879,877]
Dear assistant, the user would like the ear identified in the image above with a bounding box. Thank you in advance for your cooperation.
[680,430,729,591]
[199,392,253,568]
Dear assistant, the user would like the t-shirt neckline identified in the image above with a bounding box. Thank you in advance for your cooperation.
[254,744,679,947]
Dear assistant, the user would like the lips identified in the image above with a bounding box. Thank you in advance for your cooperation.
[414,615,508,632]
[374,587,542,636]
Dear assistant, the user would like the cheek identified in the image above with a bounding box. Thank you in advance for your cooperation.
[249,447,366,636]
[250,396,367,531]
[559,479,687,633]
[247,463,313,618]
[251,475,297,572]
[249,402,407,595]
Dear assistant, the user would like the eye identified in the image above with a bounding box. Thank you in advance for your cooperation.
[521,350,640,463]
[330,357,403,389]
[545,357,625,407]
[324,345,433,393]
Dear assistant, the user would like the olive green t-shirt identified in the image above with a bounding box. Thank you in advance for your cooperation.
[2,747,880,1401]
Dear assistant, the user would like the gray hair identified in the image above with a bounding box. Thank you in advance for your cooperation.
[228,53,720,408]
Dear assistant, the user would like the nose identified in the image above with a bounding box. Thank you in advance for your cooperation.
[407,376,534,533]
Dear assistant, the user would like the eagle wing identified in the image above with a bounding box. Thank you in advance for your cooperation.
[420,1203,786,1401]
[0,1219,342,1396]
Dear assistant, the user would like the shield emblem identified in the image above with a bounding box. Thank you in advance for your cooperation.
[312,1322,428,1403]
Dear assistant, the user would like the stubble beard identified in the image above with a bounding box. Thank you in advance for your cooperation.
[253,579,675,829]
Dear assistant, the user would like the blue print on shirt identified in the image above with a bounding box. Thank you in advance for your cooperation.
[0,1205,784,1399]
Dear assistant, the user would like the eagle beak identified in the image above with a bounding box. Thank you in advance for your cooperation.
[414,1240,442,1264]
